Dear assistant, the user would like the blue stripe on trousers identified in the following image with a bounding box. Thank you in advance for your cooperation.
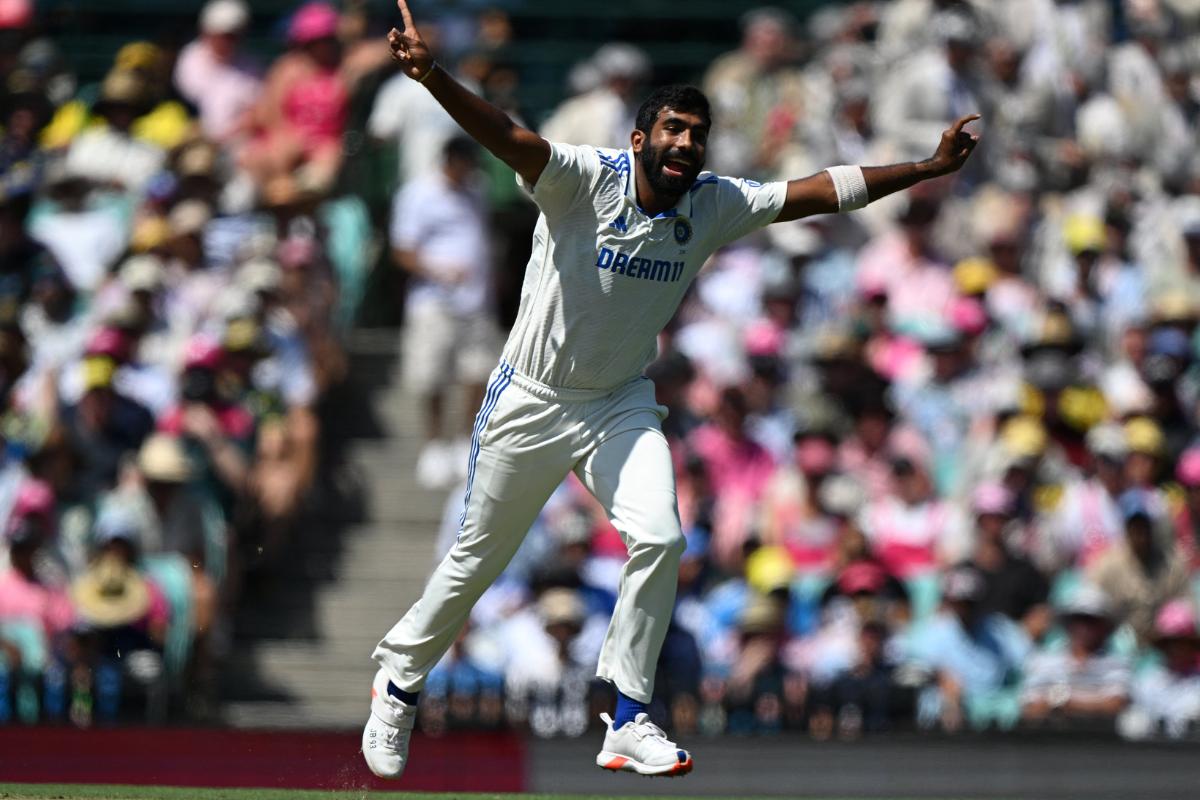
[458,363,514,530]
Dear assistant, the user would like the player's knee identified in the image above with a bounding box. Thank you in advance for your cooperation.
[631,514,685,560]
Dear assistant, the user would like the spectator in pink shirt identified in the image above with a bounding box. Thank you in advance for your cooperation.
[242,2,350,195]
[860,458,967,580]
[0,514,75,644]
[689,388,776,569]
[855,195,955,327]
[760,429,842,573]
[837,387,930,501]
[173,0,262,145]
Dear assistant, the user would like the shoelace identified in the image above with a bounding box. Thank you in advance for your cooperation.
[375,694,418,731]
[628,717,676,747]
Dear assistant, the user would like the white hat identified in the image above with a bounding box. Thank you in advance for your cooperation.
[214,285,260,321]
[1059,582,1115,621]
[767,219,822,257]
[168,199,212,238]
[237,257,282,293]
[592,43,650,81]
[200,0,250,35]
[1086,422,1128,460]
[137,434,193,483]
[537,588,585,627]
[118,254,165,292]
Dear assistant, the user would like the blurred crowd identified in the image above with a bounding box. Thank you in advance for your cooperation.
[5,0,1200,743]
[397,0,1200,743]
[0,0,373,723]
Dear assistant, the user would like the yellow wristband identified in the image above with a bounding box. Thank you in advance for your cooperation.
[417,62,438,84]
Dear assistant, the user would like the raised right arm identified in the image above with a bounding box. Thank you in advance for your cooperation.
[388,0,550,187]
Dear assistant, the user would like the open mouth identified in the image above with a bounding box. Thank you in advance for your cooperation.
[662,159,692,178]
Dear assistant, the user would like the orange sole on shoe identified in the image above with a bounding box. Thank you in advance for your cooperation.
[598,754,693,777]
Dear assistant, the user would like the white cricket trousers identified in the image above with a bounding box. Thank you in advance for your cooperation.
[373,361,684,704]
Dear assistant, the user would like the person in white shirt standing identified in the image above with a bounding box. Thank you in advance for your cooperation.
[364,0,980,780]
[390,135,500,489]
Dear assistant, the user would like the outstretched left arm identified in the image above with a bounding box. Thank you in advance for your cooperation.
[774,114,981,223]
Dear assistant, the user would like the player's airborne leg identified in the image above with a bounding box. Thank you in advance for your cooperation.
[363,366,575,779]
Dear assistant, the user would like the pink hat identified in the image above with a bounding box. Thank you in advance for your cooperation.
[837,561,887,595]
[183,334,224,371]
[289,2,338,45]
[972,482,1014,516]
[13,478,55,521]
[744,320,784,358]
[0,0,33,30]
[1177,447,1200,488]
[277,235,319,271]
[949,296,987,336]
[870,336,924,381]
[86,327,133,362]
[795,437,836,476]
[1154,599,1198,641]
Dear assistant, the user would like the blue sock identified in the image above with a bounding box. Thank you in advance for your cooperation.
[387,681,420,706]
[613,690,646,729]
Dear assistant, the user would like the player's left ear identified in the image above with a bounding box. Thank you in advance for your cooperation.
[631,128,645,154]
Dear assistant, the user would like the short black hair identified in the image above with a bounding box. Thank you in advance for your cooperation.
[443,135,479,164]
[635,84,711,134]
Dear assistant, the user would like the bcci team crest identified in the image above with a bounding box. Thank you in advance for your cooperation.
[673,218,693,245]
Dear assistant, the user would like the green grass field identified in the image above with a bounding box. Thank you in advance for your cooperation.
[0,787,946,800]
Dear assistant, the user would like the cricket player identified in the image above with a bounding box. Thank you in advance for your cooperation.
[364,0,979,779]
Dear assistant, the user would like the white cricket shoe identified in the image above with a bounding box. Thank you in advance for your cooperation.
[596,712,693,777]
[361,668,418,779]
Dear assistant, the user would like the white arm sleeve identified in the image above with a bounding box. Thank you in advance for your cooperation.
[826,165,870,212]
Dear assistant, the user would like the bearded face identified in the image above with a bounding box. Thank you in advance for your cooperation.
[638,136,703,196]
[635,108,708,198]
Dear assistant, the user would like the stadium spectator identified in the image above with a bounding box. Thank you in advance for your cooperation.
[860,456,968,581]
[242,2,349,195]
[69,514,169,723]
[367,18,473,186]
[542,43,651,150]
[1171,446,1200,569]
[58,354,155,501]
[1021,583,1131,729]
[689,387,777,568]
[174,0,262,145]
[504,587,596,739]
[702,7,804,178]
[419,622,504,736]
[875,12,985,164]
[809,617,912,740]
[1119,599,1200,740]
[391,136,500,490]
[963,482,1051,639]
[904,565,1030,731]
[1088,489,1190,645]
[60,69,166,195]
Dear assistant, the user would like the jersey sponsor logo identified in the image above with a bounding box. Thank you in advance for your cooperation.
[596,246,685,283]
[673,218,692,245]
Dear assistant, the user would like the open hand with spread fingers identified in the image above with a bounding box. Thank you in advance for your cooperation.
[927,114,981,176]
[388,0,436,82]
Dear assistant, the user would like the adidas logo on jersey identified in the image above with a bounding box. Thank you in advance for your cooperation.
[596,246,685,283]
[609,216,628,233]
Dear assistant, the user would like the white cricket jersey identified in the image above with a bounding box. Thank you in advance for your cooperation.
[507,142,786,391]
